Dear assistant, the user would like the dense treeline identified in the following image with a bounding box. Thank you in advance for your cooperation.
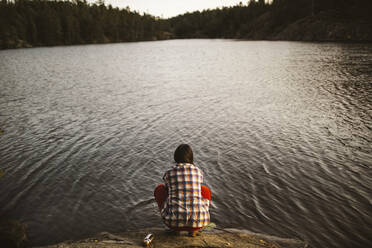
[0,0,171,49]
[1,0,372,49]
[169,0,372,40]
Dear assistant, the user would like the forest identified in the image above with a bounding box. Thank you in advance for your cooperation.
[1,0,371,49]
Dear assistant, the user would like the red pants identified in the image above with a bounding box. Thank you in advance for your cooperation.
[154,184,211,232]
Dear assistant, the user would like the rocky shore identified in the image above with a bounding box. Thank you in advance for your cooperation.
[36,227,308,248]
[273,12,372,42]
[239,11,372,42]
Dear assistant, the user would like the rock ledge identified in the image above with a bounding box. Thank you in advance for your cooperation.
[37,228,308,248]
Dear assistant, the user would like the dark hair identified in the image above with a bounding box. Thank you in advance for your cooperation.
[174,144,193,164]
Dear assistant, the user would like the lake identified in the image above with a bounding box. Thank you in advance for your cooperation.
[0,40,371,247]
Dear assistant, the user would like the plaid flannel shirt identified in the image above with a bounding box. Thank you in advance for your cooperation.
[161,163,210,228]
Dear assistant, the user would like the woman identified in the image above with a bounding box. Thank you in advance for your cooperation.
[154,144,211,236]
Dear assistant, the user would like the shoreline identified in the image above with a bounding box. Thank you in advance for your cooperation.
[35,227,308,248]
[1,37,372,52]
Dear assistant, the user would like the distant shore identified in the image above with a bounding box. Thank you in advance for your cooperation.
[1,0,371,50]
[3,33,372,51]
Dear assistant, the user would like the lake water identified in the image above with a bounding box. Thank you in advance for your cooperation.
[0,40,371,247]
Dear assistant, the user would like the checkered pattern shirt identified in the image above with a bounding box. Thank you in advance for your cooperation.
[161,163,210,228]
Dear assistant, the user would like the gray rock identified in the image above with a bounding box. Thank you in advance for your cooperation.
[37,227,308,248]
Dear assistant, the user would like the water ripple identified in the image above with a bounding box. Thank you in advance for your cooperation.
[0,40,371,248]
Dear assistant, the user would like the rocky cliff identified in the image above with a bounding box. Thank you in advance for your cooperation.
[243,11,372,42]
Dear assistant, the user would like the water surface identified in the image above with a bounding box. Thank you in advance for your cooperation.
[0,40,371,247]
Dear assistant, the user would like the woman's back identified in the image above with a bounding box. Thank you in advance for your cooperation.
[161,163,210,228]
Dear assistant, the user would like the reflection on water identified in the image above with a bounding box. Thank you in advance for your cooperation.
[0,40,371,248]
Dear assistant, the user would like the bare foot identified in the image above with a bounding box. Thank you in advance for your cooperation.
[188,231,201,237]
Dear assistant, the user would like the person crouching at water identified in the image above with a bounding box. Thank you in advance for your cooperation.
[154,144,211,236]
